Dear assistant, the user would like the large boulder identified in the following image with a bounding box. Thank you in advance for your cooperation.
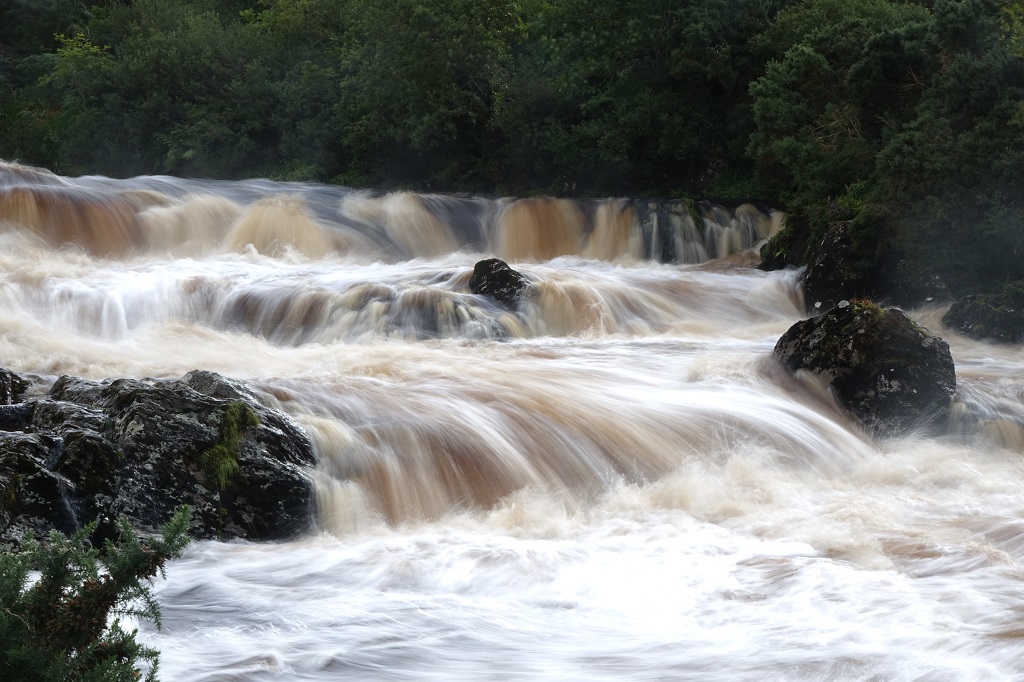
[469,258,528,309]
[0,369,317,545]
[774,300,956,434]
[942,282,1024,344]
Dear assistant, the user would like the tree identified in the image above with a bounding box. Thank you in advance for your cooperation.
[334,0,526,190]
[874,0,1024,294]
[750,0,1024,299]
[0,0,91,170]
[747,0,932,201]
[501,0,787,196]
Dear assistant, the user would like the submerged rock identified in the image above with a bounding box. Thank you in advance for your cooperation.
[774,300,956,434]
[0,369,316,545]
[942,283,1024,344]
[469,258,528,309]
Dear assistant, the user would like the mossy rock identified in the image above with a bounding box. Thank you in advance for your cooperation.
[197,401,259,490]
[757,223,803,271]
[942,281,1024,344]
[774,300,956,434]
[2,369,316,544]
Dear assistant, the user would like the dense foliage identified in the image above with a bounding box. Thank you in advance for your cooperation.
[2,0,1023,299]
[0,507,191,682]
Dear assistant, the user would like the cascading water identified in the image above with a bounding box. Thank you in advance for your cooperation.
[1,161,1023,681]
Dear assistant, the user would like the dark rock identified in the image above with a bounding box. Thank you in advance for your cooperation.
[0,368,30,405]
[758,225,804,271]
[0,403,34,431]
[1,368,317,545]
[469,258,528,309]
[48,374,113,406]
[78,372,314,541]
[801,222,874,315]
[31,398,108,434]
[885,258,951,309]
[54,429,119,497]
[774,300,956,434]
[0,432,76,545]
[942,282,1024,344]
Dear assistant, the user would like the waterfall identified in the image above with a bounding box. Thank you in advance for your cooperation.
[2,161,1022,681]
[0,162,779,264]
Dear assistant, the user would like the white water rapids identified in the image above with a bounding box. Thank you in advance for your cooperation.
[2,164,1024,680]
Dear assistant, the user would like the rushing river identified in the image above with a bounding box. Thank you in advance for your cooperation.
[2,162,1024,680]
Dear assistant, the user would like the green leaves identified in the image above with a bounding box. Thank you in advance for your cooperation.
[747,0,1024,299]
[0,507,192,682]
[747,0,935,200]
[334,0,525,189]
[499,0,782,194]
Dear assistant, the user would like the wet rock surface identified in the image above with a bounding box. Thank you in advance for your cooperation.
[0,368,316,546]
[885,258,951,309]
[0,368,29,405]
[942,284,1024,344]
[801,222,875,315]
[0,432,72,542]
[469,258,529,309]
[774,300,956,435]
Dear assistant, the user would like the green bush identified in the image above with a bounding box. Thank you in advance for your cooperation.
[0,507,192,682]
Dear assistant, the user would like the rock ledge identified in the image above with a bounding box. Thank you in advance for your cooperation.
[1,369,316,546]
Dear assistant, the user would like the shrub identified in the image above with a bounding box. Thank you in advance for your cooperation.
[0,506,192,682]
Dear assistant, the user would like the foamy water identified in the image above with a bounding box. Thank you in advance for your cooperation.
[1,163,1023,680]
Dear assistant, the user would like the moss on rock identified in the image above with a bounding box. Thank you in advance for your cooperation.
[198,401,259,490]
[942,281,1024,344]
[774,300,956,434]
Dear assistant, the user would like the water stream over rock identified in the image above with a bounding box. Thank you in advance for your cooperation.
[1,163,1022,680]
